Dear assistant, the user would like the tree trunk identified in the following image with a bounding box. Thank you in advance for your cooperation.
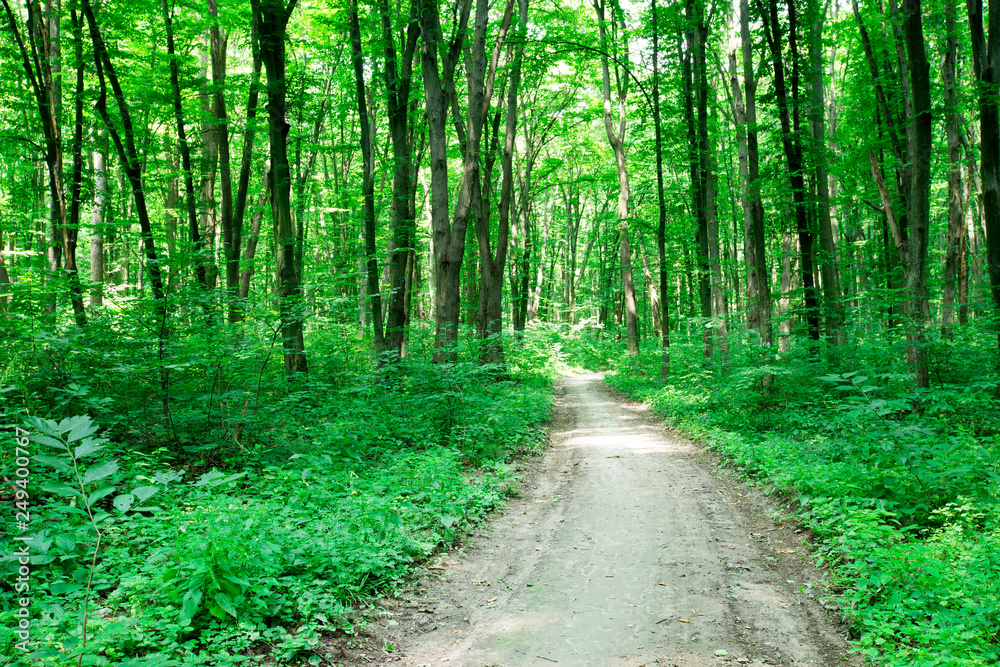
[807,0,843,347]
[761,0,820,348]
[653,0,671,377]
[968,0,1000,363]
[900,0,931,389]
[379,0,420,359]
[162,0,210,300]
[253,0,307,374]
[476,0,524,365]
[349,0,386,357]
[230,14,264,323]
[420,0,473,362]
[731,0,771,349]
[595,0,638,354]
[90,129,108,307]
[941,0,963,338]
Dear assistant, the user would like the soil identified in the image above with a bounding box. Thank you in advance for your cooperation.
[337,372,860,667]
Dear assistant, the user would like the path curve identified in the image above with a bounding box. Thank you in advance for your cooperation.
[377,372,854,667]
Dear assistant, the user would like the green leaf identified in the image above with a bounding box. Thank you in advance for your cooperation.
[31,434,68,450]
[87,486,117,506]
[817,374,845,383]
[41,483,83,498]
[74,438,106,460]
[55,535,77,552]
[214,593,239,618]
[132,486,158,503]
[181,589,203,625]
[34,454,72,471]
[193,470,248,487]
[65,416,99,443]
[82,460,119,485]
[113,494,134,513]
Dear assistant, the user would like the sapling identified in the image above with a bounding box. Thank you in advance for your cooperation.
[28,414,176,666]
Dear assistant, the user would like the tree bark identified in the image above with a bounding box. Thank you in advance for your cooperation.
[349,0,386,357]
[731,0,771,349]
[253,0,307,374]
[760,0,820,348]
[968,0,1000,360]
[162,0,210,299]
[476,0,524,365]
[941,0,964,338]
[900,0,931,389]
[652,0,670,377]
[594,0,638,354]
[807,0,843,347]
[420,0,473,362]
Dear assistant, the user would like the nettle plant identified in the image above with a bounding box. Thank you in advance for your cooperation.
[816,372,996,520]
[27,415,178,666]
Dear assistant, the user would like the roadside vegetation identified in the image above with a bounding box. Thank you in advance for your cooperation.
[0,325,557,666]
[590,320,1000,667]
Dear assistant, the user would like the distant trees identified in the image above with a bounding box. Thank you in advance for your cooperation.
[1,0,999,388]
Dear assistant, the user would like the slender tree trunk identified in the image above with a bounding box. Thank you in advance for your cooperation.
[732,0,771,349]
[349,0,386,357]
[379,0,420,359]
[761,0,820,348]
[420,0,473,362]
[900,0,931,388]
[207,0,237,320]
[942,0,963,338]
[162,0,209,299]
[968,0,1000,363]
[653,0,671,377]
[595,0,638,353]
[253,0,306,374]
[230,15,263,323]
[807,0,844,347]
[90,129,108,307]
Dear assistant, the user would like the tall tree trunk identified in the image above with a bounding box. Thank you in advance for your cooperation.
[230,14,263,323]
[2,0,87,325]
[207,0,237,320]
[595,0,638,354]
[760,0,820,348]
[653,0,670,376]
[420,0,473,362]
[162,0,210,300]
[807,0,843,347]
[899,0,931,388]
[90,129,108,307]
[968,0,1000,362]
[941,0,963,338]
[476,0,524,364]
[379,0,420,359]
[349,0,386,356]
[732,0,771,349]
[681,10,712,360]
[253,0,307,374]
[83,0,171,420]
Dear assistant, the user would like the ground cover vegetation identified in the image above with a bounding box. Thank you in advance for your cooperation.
[2,0,1000,663]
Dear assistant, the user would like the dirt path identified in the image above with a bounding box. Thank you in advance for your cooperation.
[371,373,855,666]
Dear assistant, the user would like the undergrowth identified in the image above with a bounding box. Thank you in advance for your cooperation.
[602,319,1000,667]
[0,323,557,666]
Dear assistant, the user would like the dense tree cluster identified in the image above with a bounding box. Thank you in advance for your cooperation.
[3,0,999,386]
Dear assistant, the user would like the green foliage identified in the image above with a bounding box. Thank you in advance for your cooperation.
[603,324,1000,666]
[1,328,552,665]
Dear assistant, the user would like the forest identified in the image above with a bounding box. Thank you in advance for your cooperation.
[1,0,999,663]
